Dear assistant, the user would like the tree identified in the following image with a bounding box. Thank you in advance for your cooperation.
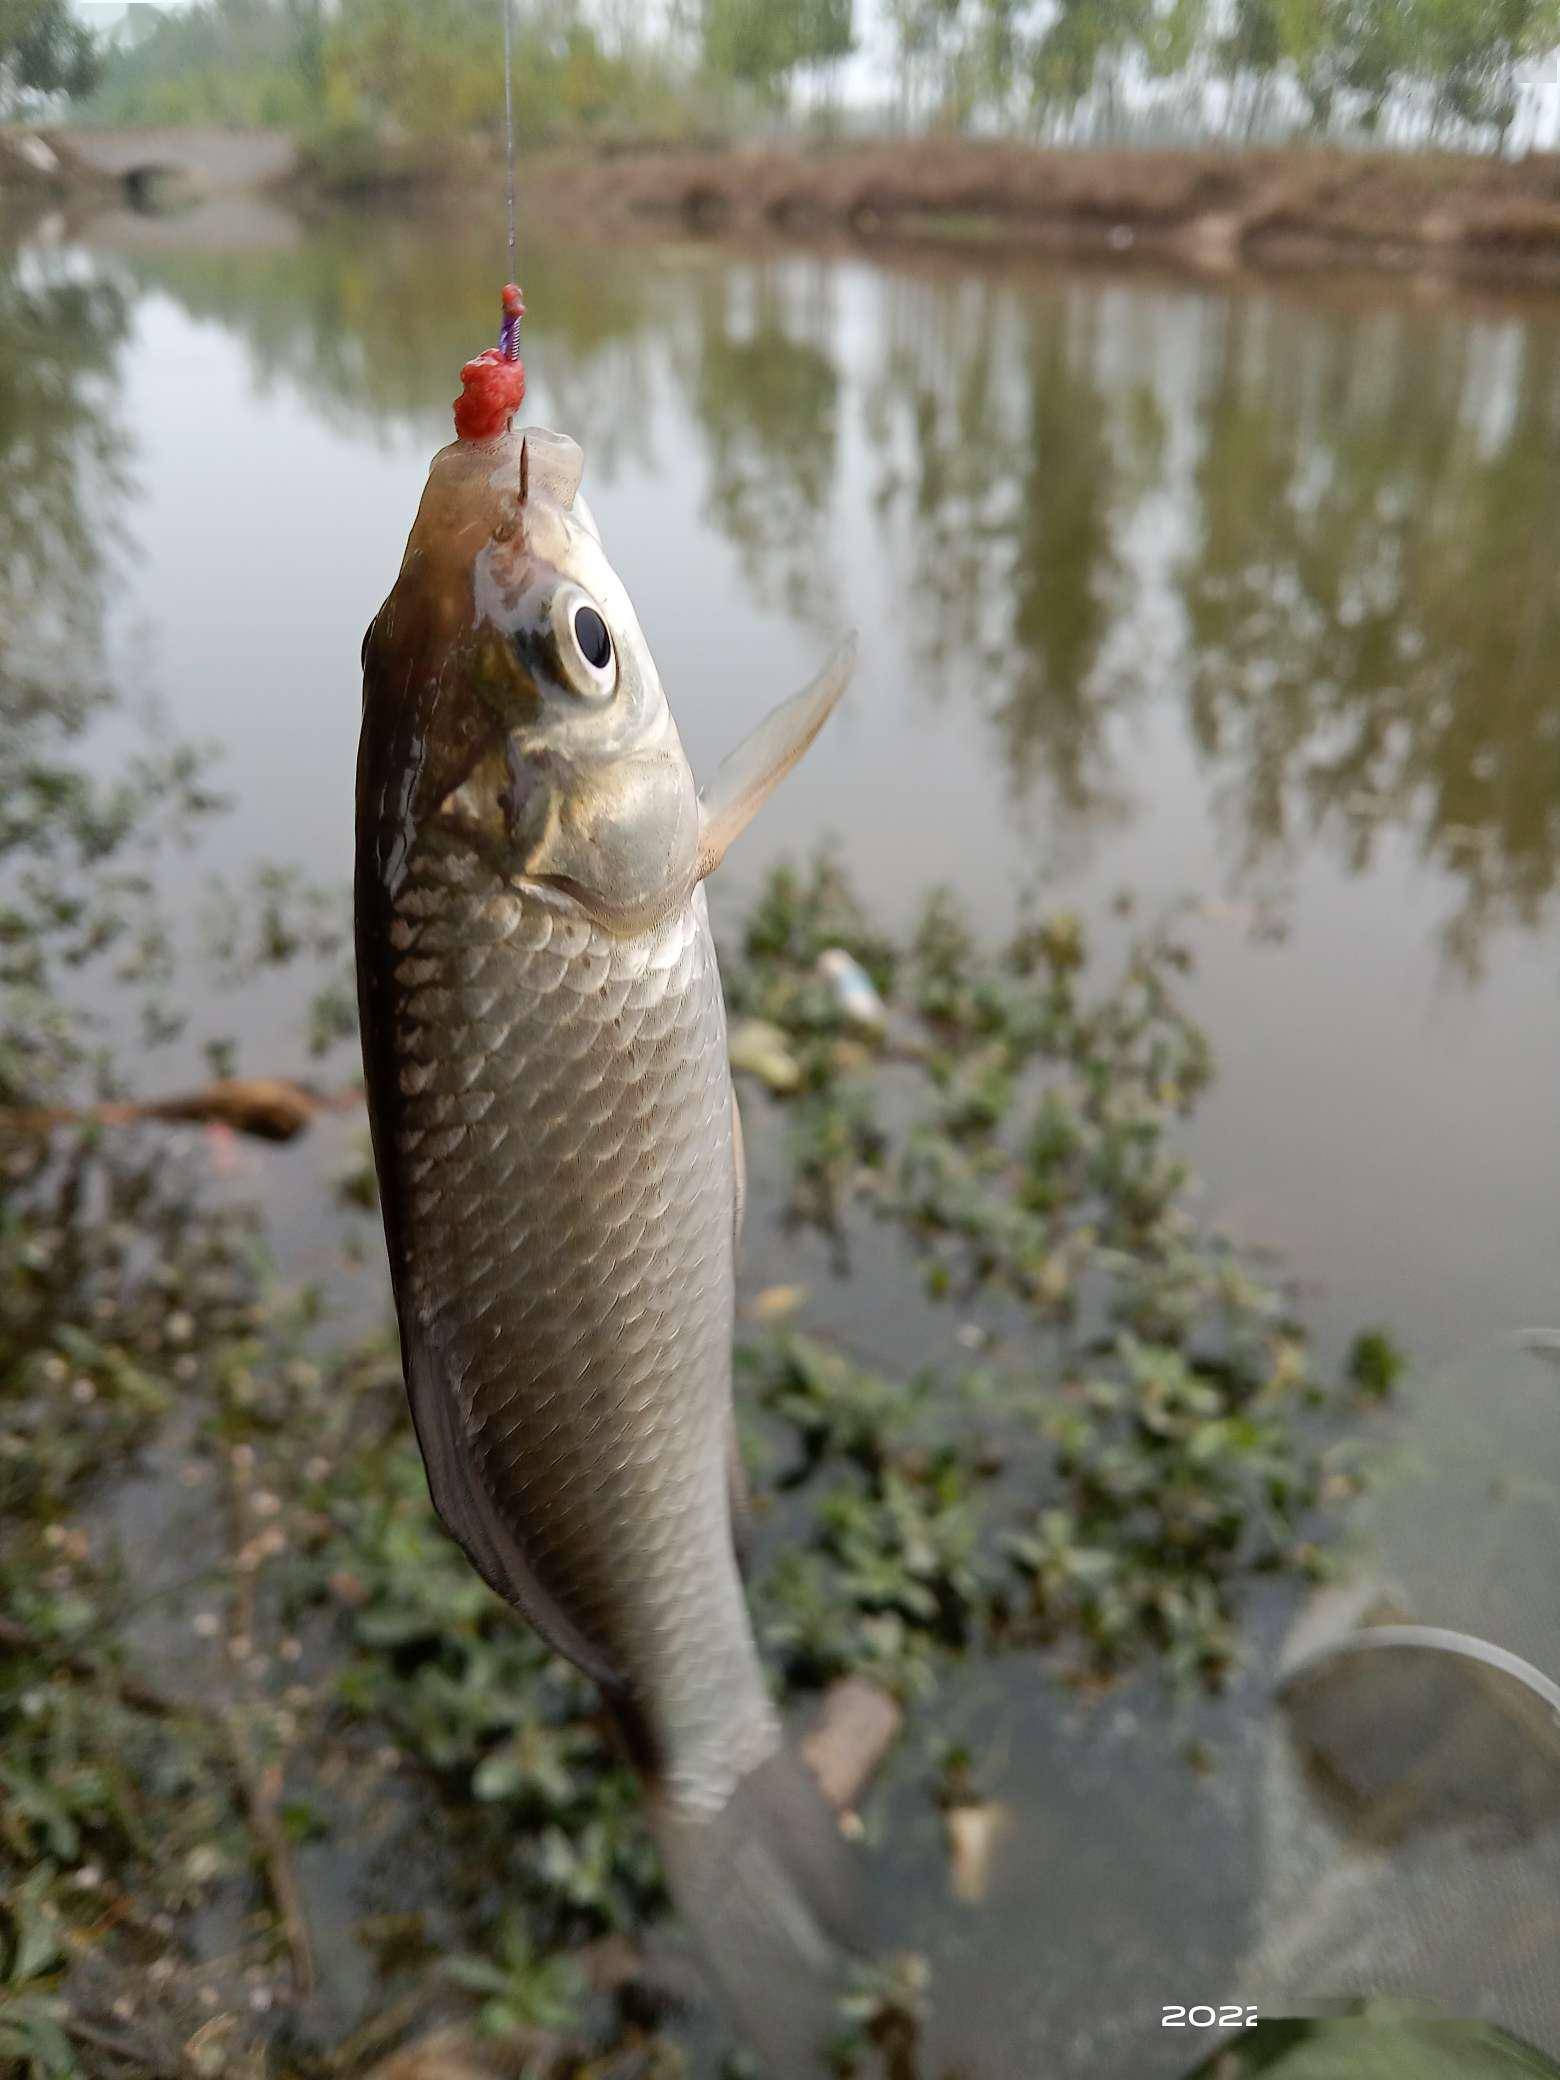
[883,0,962,119]
[702,0,853,102]
[1029,0,1155,126]
[798,0,854,70]
[1284,0,1413,133]
[941,0,1030,127]
[0,0,100,100]
[1409,0,1560,143]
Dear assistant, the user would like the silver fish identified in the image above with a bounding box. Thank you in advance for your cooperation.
[355,419,857,2072]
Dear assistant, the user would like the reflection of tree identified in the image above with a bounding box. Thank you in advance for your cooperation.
[1180,296,1560,978]
[116,221,666,473]
[46,210,1560,985]
[0,234,217,1104]
[679,261,842,628]
[136,228,861,628]
[0,241,129,728]
[134,226,852,621]
[868,260,1560,974]
[129,225,851,625]
[866,271,1143,830]
[1001,313,1133,809]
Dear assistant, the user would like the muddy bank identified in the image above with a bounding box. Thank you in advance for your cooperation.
[16,127,1560,288]
[519,138,1560,290]
[0,126,117,196]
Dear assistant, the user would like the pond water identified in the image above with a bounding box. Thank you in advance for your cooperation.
[17,202,1560,1362]
[3,192,1558,2075]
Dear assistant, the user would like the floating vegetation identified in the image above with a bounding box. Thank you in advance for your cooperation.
[1346,1327,1407,1401]
[832,1950,933,2079]
[0,825,1395,2075]
[0,727,225,1109]
[728,857,1378,1695]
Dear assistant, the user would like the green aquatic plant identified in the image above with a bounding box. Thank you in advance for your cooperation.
[736,851,898,1000]
[199,863,358,1066]
[743,1310,1350,1693]
[1347,1326,1407,1400]
[445,1914,587,2038]
[0,736,225,1108]
[1024,1326,1336,1656]
[0,826,1397,2073]
[728,857,1383,1689]
[0,1868,72,2079]
[744,1335,999,1694]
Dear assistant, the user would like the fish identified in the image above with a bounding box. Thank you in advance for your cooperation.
[355,366,859,2073]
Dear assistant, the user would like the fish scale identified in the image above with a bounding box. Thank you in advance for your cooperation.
[384,835,779,1810]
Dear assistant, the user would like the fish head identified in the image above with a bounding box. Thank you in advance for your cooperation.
[360,425,698,933]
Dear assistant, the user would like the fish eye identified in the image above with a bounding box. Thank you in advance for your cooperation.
[573,604,611,672]
[550,585,617,698]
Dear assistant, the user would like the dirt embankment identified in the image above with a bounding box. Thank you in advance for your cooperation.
[521,138,1560,290]
[11,127,1560,290]
[0,127,118,195]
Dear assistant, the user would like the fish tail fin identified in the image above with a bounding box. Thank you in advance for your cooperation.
[649,1744,867,2076]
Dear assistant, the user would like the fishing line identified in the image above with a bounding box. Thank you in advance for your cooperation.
[452,0,523,432]
[502,0,517,285]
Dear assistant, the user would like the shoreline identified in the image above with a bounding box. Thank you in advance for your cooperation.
[8,129,1560,292]
[515,138,1560,292]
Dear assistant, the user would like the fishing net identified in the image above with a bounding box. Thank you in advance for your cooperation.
[1239,1334,1560,2065]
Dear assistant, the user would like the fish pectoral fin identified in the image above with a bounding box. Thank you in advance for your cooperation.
[695,634,857,880]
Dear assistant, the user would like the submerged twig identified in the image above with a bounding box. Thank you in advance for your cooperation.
[220,1709,317,2002]
[62,2015,153,2069]
[0,1076,362,1145]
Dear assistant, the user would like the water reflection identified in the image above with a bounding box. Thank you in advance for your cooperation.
[865,274,1159,828]
[111,212,666,459]
[0,236,129,723]
[1182,295,1560,976]
[0,234,153,1106]
[78,215,1560,985]
[680,260,843,627]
